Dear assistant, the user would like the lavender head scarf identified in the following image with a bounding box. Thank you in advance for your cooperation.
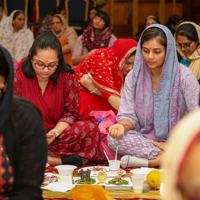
[133,24,181,140]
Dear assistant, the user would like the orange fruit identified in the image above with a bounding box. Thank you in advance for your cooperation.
[146,170,161,189]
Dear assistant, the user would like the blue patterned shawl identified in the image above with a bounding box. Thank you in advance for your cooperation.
[132,24,181,140]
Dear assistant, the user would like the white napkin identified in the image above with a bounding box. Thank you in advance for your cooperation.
[42,175,75,192]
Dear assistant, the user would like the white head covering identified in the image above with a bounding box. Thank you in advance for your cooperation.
[51,14,78,52]
[0,10,6,27]
[3,10,34,62]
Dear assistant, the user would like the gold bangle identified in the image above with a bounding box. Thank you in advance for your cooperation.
[90,87,98,94]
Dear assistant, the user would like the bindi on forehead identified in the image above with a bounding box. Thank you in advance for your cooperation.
[143,46,163,50]
[45,60,48,65]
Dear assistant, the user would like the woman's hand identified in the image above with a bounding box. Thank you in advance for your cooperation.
[46,130,56,145]
[108,123,125,139]
[79,74,94,91]
[149,139,167,151]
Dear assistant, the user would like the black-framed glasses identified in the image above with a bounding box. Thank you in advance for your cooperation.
[176,41,194,50]
[34,61,58,71]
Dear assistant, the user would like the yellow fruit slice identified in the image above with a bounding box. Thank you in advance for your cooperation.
[98,171,107,183]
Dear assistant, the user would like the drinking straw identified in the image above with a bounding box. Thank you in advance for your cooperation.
[115,146,118,162]
[103,150,110,162]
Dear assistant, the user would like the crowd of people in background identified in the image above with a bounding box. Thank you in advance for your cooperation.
[1,2,200,199]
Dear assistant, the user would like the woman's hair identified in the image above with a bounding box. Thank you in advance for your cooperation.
[145,15,160,26]
[88,7,99,18]
[0,49,9,83]
[128,50,136,58]
[95,11,110,29]
[176,23,199,42]
[51,6,65,16]
[22,31,74,85]
[141,27,167,49]
[167,14,182,27]
[165,15,182,35]
[13,10,24,20]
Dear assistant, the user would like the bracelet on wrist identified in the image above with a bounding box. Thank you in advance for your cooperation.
[90,87,98,94]
[118,123,132,130]
[51,129,60,137]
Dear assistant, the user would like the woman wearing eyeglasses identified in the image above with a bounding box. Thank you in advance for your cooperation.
[175,22,200,83]
[0,45,47,199]
[51,14,78,67]
[14,31,100,166]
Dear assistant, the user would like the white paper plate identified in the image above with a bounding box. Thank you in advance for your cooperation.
[73,177,133,190]
[78,166,126,177]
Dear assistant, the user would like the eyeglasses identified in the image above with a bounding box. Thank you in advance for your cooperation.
[34,61,58,71]
[176,41,194,50]
[51,22,62,26]
[94,15,105,22]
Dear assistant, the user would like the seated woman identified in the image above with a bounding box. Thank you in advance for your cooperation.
[175,22,200,83]
[3,10,34,63]
[0,46,47,199]
[39,6,66,33]
[74,39,138,116]
[145,15,160,28]
[14,31,100,166]
[51,14,78,67]
[72,11,117,65]
[163,109,200,200]
[108,24,200,168]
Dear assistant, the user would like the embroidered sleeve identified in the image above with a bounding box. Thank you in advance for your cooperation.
[180,65,200,113]
[116,70,139,130]
[58,73,80,124]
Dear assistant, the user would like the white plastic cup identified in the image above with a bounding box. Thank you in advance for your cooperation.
[59,175,73,185]
[160,182,165,196]
[108,160,121,174]
[131,174,145,193]
[55,165,77,176]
